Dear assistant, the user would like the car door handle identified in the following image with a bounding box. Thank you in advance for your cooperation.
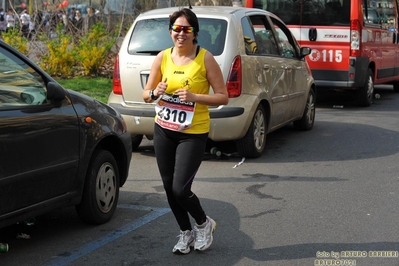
[309,28,317,41]
[263,64,270,69]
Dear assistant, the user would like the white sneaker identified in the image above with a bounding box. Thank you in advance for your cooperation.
[194,216,217,251]
[172,230,194,254]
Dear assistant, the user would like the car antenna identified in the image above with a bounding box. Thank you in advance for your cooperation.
[188,0,192,9]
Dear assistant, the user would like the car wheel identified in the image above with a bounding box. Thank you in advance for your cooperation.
[293,88,315,131]
[357,68,374,107]
[132,135,143,150]
[235,104,267,158]
[76,150,120,225]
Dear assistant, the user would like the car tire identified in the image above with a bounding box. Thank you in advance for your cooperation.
[132,135,143,150]
[235,104,267,158]
[357,68,374,107]
[76,150,120,225]
[293,88,316,131]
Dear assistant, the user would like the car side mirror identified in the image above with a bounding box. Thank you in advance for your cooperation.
[47,81,66,102]
[299,47,311,59]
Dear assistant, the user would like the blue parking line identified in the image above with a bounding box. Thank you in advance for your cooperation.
[43,205,170,266]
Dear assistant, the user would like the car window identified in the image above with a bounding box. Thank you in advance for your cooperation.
[128,18,172,55]
[0,47,48,109]
[128,18,227,56]
[198,18,227,56]
[268,17,298,58]
[246,15,279,56]
[242,16,258,54]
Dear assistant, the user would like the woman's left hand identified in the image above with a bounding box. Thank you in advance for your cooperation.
[175,89,195,102]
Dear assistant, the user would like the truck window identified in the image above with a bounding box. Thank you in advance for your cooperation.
[251,0,351,26]
[364,8,381,24]
[364,0,397,30]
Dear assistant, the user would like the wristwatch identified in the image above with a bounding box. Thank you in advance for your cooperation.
[149,89,159,100]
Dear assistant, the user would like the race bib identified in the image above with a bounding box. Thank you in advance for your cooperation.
[155,93,196,131]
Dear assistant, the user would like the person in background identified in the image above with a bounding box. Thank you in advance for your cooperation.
[28,11,37,40]
[73,10,83,36]
[0,8,7,33]
[68,7,76,21]
[33,10,43,33]
[142,8,228,255]
[20,9,30,38]
[6,8,16,32]
[83,6,97,34]
[62,10,68,30]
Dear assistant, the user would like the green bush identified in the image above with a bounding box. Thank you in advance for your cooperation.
[36,22,117,78]
[75,22,117,76]
[2,28,29,55]
[39,24,76,78]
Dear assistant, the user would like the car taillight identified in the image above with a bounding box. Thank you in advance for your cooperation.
[226,56,242,98]
[113,54,122,95]
[350,19,360,57]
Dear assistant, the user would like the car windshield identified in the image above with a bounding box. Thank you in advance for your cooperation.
[128,18,227,56]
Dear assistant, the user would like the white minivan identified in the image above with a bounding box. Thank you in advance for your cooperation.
[108,6,316,158]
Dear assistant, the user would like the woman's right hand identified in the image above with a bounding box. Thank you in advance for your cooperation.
[154,78,167,97]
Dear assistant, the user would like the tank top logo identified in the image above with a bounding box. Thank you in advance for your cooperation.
[174,70,185,74]
[181,78,193,90]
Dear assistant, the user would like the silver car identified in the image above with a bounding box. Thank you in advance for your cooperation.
[108,6,316,158]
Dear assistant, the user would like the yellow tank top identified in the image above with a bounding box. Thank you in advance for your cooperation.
[158,47,210,134]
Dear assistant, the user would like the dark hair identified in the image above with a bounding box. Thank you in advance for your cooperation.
[169,8,199,44]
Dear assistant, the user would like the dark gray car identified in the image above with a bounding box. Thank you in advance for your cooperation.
[0,40,132,229]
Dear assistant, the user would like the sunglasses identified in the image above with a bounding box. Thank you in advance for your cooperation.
[171,25,195,33]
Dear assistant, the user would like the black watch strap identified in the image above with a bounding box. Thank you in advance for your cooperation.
[150,89,159,100]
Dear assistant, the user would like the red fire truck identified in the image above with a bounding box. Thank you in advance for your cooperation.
[244,0,399,106]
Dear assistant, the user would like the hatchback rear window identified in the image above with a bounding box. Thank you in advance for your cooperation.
[128,18,227,56]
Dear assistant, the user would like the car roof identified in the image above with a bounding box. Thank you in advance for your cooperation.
[138,6,273,20]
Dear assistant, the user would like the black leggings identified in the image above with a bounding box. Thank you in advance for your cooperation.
[154,123,208,231]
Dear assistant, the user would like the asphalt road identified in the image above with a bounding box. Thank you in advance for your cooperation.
[1,86,399,266]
